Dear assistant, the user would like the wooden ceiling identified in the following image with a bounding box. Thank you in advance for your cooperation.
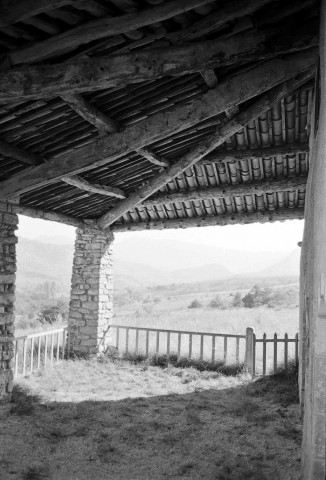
[0,0,319,232]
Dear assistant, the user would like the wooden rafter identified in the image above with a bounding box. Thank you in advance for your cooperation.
[97,70,314,228]
[0,0,73,28]
[61,175,126,199]
[111,208,305,232]
[142,177,307,206]
[7,0,215,65]
[0,30,317,103]
[0,50,316,200]
[61,94,119,134]
[136,148,170,168]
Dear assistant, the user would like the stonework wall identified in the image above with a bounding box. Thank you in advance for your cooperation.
[0,202,18,400]
[69,221,114,355]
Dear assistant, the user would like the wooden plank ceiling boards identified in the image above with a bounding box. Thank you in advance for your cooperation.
[0,0,318,231]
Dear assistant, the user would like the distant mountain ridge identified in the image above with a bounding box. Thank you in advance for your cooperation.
[15,236,300,294]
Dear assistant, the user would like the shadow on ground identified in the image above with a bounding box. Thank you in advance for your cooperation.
[0,370,302,480]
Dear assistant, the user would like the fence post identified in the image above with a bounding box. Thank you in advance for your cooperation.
[245,327,255,376]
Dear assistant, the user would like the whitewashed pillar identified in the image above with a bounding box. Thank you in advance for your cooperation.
[68,221,114,355]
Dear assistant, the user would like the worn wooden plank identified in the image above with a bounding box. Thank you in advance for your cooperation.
[1,30,317,101]
[0,139,41,166]
[98,69,314,228]
[111,207,305,231]
[143,177,307,206]
[61,175,126,199]
[8,0,215,65]
[13,204,84,228]
[0,51,316,199]
[61,94,119,134]
[136,148,170,168]
[0,0,73,28]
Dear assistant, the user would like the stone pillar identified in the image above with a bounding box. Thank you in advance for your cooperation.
[0,202,18,401]
[300,2,326,477]
[68,222,113,355]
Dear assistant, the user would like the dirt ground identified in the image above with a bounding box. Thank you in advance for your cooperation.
[0,358,302,480]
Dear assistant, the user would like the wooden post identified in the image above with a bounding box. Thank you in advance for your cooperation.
[245,327,255,376]
[301,2,326,477]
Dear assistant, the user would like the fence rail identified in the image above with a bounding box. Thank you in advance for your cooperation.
[14,327,69,377]
[111,324,246,364]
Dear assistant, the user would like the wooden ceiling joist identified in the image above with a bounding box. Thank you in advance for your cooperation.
[0,30,317,103]
[142,177,308,206]
[0,50,316,200]
[61,94,119,134]
[61,175,126,199]
[7,0,215,65]
[111,208,305,232]
[12,203,84,228]
[136,148,170,168]
[97,69,314,229]
[0,0,73,28]
[0,139,41,166]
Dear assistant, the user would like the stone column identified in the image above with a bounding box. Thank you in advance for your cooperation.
[68,221,114,355]
[300,1,326,477]
[0,202,18,401]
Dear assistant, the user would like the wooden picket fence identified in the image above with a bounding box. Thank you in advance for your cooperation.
[111,324,299,377]
[13,327,69,377]
[12,325,299,378]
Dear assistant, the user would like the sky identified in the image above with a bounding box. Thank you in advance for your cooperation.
[17,215,304,253]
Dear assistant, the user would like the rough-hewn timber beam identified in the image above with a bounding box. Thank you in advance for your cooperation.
[7,0,215,65]
[167,0,274,43]
[97,70,314,228]
[0,30,317,103]
[61,175,126,199]
[61,94,119,134]
[143,177,307,206]
[0,0,74,28]
[111,208,305,232]
[0,202,84,228]
[197,142,310,165]
[136,148,170,168]
[0,139,42,166]
[0,51,317,199]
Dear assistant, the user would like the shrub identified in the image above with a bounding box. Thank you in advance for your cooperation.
[188,299,202,309]
[209,294,227,309]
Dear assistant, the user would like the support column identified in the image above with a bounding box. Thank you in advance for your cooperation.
[301,1,326,477]
[0,202,18,400]
[68,221,114,355]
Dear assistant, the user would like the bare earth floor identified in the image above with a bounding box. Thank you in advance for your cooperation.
[0,359,302,480]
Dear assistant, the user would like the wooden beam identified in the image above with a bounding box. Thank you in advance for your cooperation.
[0,51,317,199]
[61,94,119,134]
[97,69,314,228]
[197,142,310,165]
[11,203,84,228]
[167,0,275,43]
[111,208,305,232]
[0,29,317,103]
[136,148,170,168]
[0,139,42,166]
[143,177,308,206]
[61,175,126,199]
[0,0,73,28]
[8,0,215,65]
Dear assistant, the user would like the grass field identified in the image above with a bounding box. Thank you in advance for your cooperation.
[1,357,302,480]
